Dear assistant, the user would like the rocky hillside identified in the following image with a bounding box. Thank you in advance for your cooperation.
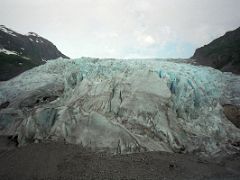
[192,27,240,74]
[0,25,69,81]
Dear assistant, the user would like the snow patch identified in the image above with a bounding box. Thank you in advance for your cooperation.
[0,48,18,55]
[22,56,30,60]
[0,25,17,37]
[27,32,40,37]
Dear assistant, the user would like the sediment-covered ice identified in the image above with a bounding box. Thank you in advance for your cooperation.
[0,58,240,156]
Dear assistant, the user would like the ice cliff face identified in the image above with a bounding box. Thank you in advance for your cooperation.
[0,58,240,156]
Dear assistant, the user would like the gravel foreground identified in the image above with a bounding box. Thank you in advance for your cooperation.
[0,136,240,180]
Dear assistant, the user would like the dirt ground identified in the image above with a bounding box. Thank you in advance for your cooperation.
[0,136,240,180]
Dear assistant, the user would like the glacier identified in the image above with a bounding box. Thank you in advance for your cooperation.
[0,58,240,157]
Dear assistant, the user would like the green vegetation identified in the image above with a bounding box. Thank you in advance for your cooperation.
[0,53,39,81]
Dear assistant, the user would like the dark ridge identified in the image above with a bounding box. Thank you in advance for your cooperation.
[0,25,69,81]
[192,27,240,74]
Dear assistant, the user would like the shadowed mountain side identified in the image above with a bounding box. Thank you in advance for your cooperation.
[0,25,69,81]
[192,27,240,74]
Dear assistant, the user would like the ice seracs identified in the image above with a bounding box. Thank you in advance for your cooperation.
[0,58,239,157]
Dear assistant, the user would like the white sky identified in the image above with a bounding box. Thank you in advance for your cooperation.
[1,0,240,58]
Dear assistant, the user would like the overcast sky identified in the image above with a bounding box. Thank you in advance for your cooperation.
[1,0,240,58]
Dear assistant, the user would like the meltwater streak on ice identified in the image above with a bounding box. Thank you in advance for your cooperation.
[0,58,239,157]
